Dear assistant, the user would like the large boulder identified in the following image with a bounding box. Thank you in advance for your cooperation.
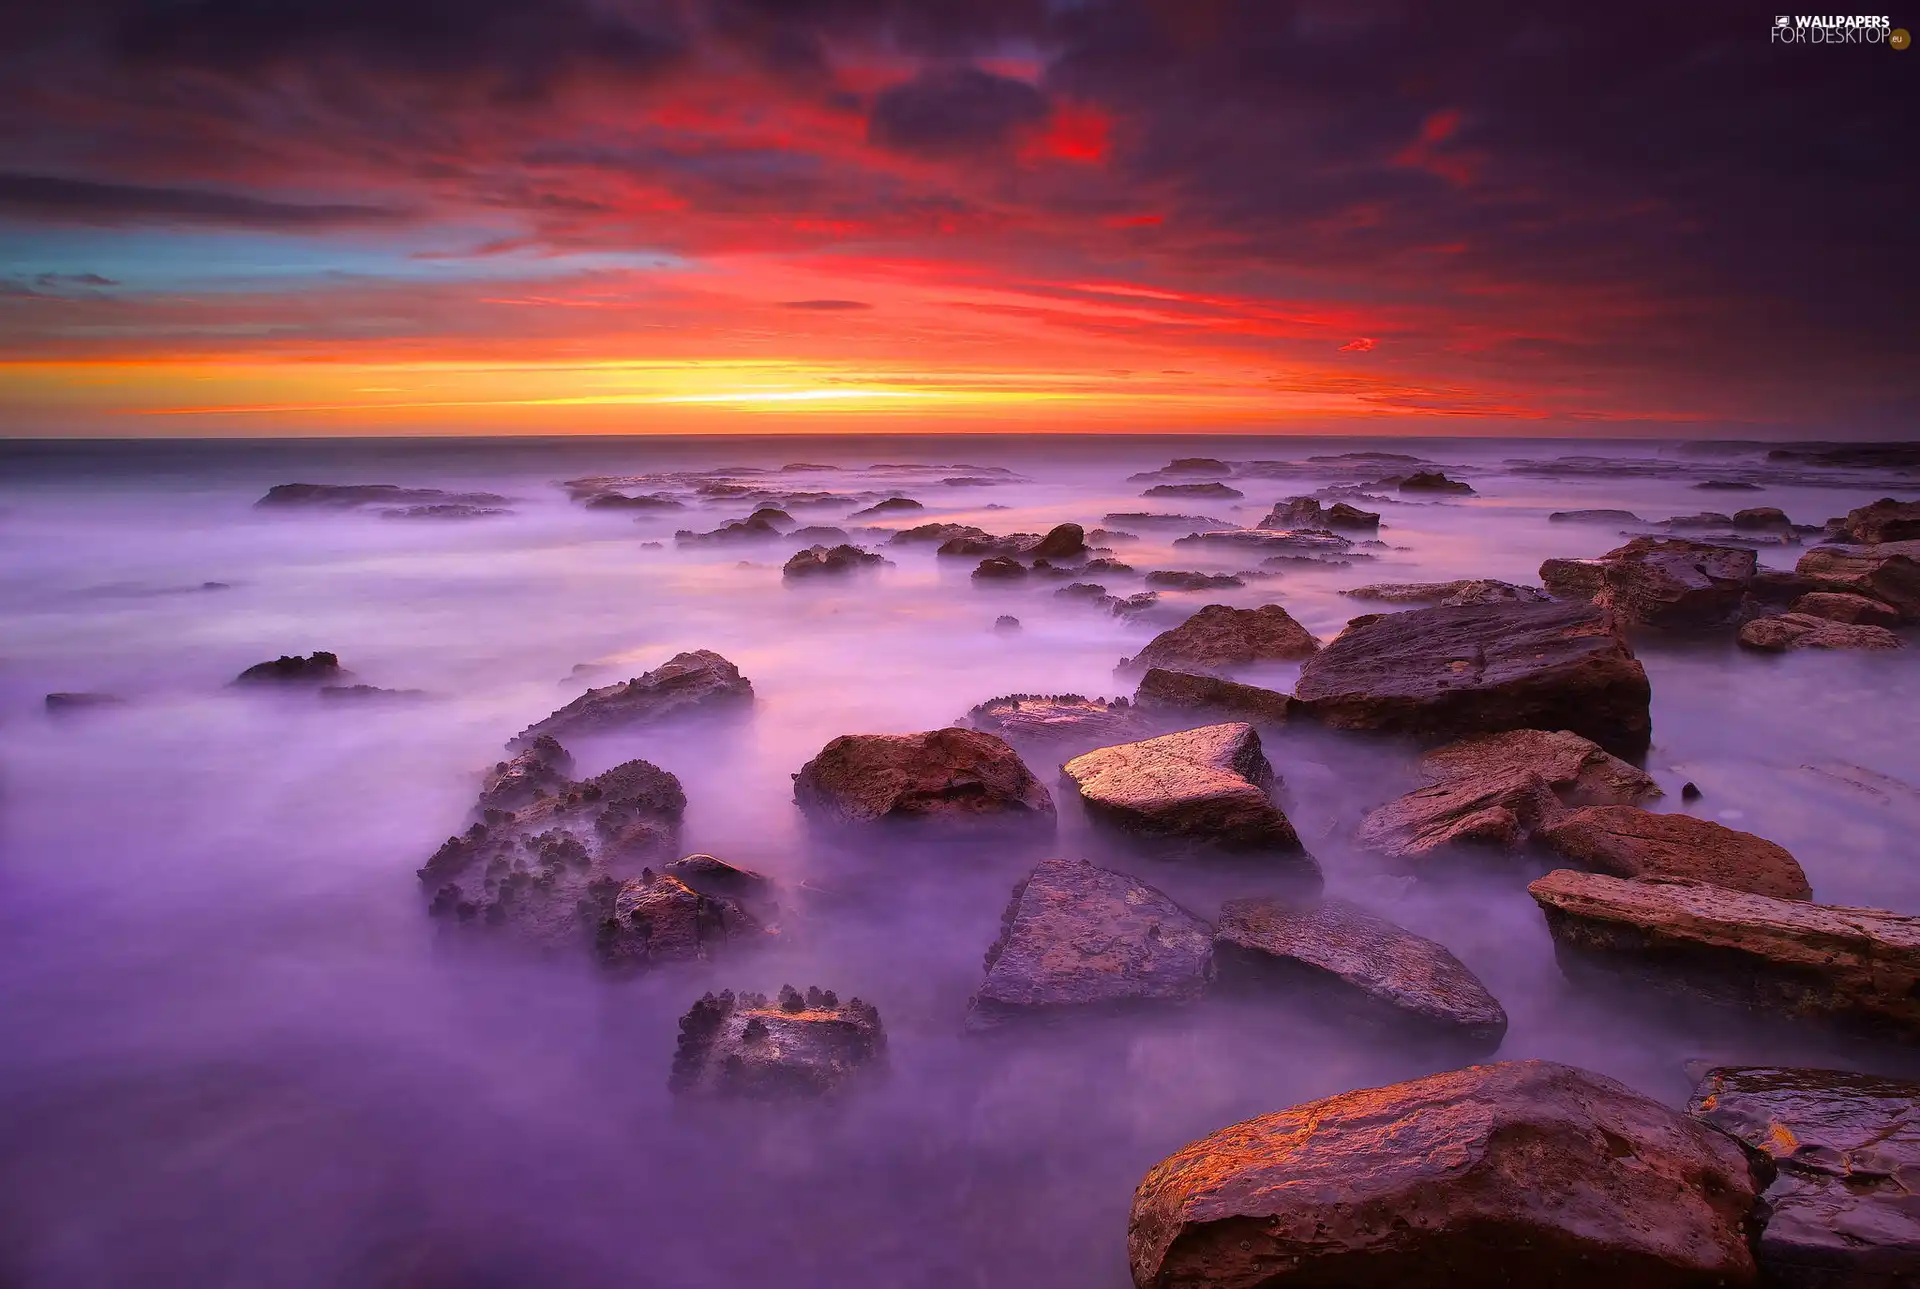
[1690,1065,1920,1287]
[782,544,885,578]
[1795,541,1920,620]
[233,651,346,685]
[1212,896,1507,1049]
[965,693,1143,743]
[1293,600,1652,757]
[1128,1060,1763,1289]
[1031,522,1089,559]
[1545,537,1759,629]
[1417,728,1660,806]
[1840,497,1920,544]
[1737,613,1903,652]
[1117,603,1319,676]
[1061,724,1314,865]
[1260,497,1381,531]
[1529,870,1920,1037]
[1133,668,1294,724]
[1732,506,1792,532]
[669,987,885,1099]
[966,856,1212,1029]
[1789,591,1903,626]
[515,650,752,745]
[1535,806,1812,900]
[1144,481,1243,499]
[791,727,1055,826]
[593,871,767,967]
[1356,767,1563,861]
[1399,470,1475,494]
[476,735,574,812]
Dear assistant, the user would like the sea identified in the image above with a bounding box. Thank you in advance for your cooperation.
[1,433,1916,1287]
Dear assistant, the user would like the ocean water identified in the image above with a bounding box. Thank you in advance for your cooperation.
[0,433,1916,1288]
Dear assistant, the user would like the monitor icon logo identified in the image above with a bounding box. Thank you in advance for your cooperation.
[1775,14,1791,25]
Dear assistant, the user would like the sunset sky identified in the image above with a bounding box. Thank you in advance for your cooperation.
[0,1,1911,437]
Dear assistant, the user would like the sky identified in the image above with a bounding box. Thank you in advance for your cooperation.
[0,1,1912,437]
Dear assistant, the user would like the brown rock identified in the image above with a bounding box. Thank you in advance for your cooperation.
[1031,522,1089,559]
[1260,497,1381,531]
[1345,579,1549,605]
[1540,557,1607,601]
[1418,728,1660,806]
[1535,806,1812,900]
[1789,591,1903,626]
[1062,723,1314,863]
[1733,506,1793,531]
[1399,470,1475,494]
[1356,767,1563,860]
[966,693,1143,743]
[1747,569,1820,604]
[1127,1060,1763,1289]
[966,856,1213,1029]
[1591,537,1758,628]
[782,544,885,578]
[1737,613,1903,652]
[1795,541,1920,620]
[514,650,752,745]
[1118,603,1319,676]
[1840,497,1920,544]
[791,727,1055,826]
[477,735,575,812]
[1144,570,1246,591]
[972,556,1028,580]
[1212,896,1508,1049]
[1133,668,1294,723]
[1529,870,1920,1037]
[1292,600,1652,757]
[669,987,885,1099]
[595,871,766,967]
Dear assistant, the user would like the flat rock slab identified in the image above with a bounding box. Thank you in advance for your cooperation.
[1529,870,1920,1038]
[1341,579,1547,607]
[1796,541,1920,620]
[1293,600,1652,758]
[1690,1065,1920,1288]
[1536,806,1812,900]
[1212,896,1507,1049]
[1133,668,1294,723]
[1738,613,1903,652]
[670,987,886,1099]
[967,856,1212,1029]
[792,727,1055,825]
[1841,498,1920,544]
[1418,728,1659,807]
[1128,1059,1762,1289]
[1118,603,1320,676]
[1356,766,1561,860]
[1062,724,1314,863]
[1589,537,1759,628]
[514,650,752,745]
[1791,592,1904,626]
[965,693,1144,743]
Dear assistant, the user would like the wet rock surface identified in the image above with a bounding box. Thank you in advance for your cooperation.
[1144,570,1246,591]
[1535,806,1813,900]
[1062,723,1314,864]
[1399,470,1475,494]
[1544,536,1759,629]
[1417,728,1660,806]
[792,727,1055,826]
[1133,668,1293,723]
[966,856,1212,1029]
[1128,1059,1762,1289]
[1738,613,1904,652]
[1212,896,1508,1049]
[1550,508,1642,523]
[1790,591,1903,626]
[515,650,752,745]
[1293,600,1652,757]
[1529,871,1920,1038]
[256,483,509,511]
[44,691,126,712]
[965,693,1142,743]
[1840,498,1920,544]
[1689,1064,1920,1288]
[1143,481,1243,500]
[1117,603,1319,676]
[782,544,885,578]
[1795,541,1920,620]
[1357,765,1562,861]
[1258,497,1381,530]
[1031,522,1089,559]
[1341,579,1547,605]
[669,987,885,1099]
[477,735,575,812]
[233,651,347,685]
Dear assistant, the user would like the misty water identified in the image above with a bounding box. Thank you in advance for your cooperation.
[2,434,1917,1288]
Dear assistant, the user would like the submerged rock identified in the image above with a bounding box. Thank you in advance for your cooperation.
[477,735,575,812]
[1529,870,1920,1038]
[669,987,885,1099]
[1341,579,1545,606]
[889,522,991,546]
[1550,508,1642,524]
[1732,506,1792,531]
[515,650,752,745]
[1840,497,1920,545]
[1117,603,1319,675]
[1212,896,1507,1049]
[595,871,767,968]
[1535,806,1812,900]
[792,728,1055,826]
[972,556,1028,581]
[1128,1060,1762,1289]
[782,544,885,578]
[1102,512,1234,530]
[966,856,1212,1029]
[44,691,125,712]
[233,652,346,685]
[847,497,922,518]
[1259,497,1381,531]
[1293,600,1652,757]
[1144,570,1246,591]
[1738,612,1904,652]
[1689,1065,1920,1287]
[993,614,1021,633]
[1061,723,1314,865]
[1143,481,1243,500]
[674,515,787,544]
[1795,540,1920,619]
[1031,523,1089,560]
[1398,470,1475,494]
[1133,668,1293,723]
[583,491,683,510]
[965,693,1142,743]
[256,482,509,510]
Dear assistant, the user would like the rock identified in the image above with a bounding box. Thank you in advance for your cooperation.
[594,871,766,967]
[1535,806,1812,900]
[792,728,1054,826]
[1031,523,1088,559]
[1088,527,1137,544]
[256,483,509,509]
[1117,603,1319,676]
[1128,1060,1763,1289]
[848,497,922,518]
[1737,614,1903,652]
[1259,497,1381,530]
[781,544,885,578]
[1771,444,1920,469]
[1664,512,1736,529]
[583,491,683,510]
[1083,557,1136,576]
[477,736,575,811]
[1357,766,1563,860]
[1061,723,1314,862]
[660,853,774,904]
[972,556,1027,581]
[515,650,752,745]
[1102,512,1234,530]
[1733,507,1792,531]
[1748,569,1820,603]
[787,524,849,543]
[44,691,125,712]
[1212,896,1508,1049]
[1293,600,1652,757]
[1439,579,1550,606]
[1689,1065,1920,1287]
[318,684,426,701]
[1144,571,1245,591]
[1178,528,1354,558]
[1419,729,1661,807]
[1790,591,1903,626]
[669,988,885,1099]
[1144,482,1244,499]
[1696,480,1765,491]
[889,522,991,546]
[1841,498,1920,545]
[966,694,1141,743]
[1134,668,1293,723]
[1795,541,1920,619]
[1135,457,1232,478]
[1399,470,1475,494]
[1540,558,1608,600]
[965,857,1212,1029]
[1055,581,1109,601]
[1098,592,1161,619]
[993,614,1021,633]
[1550,509,1642,523]
[675,516,785,545]
[1562,537,1759,629]
[1528,870,1920,1037]
[941,532,1040,557]
[381,503,511,520]
[1682,781,1702,801]
[1342,579,1545,606]
[233,651,346,685]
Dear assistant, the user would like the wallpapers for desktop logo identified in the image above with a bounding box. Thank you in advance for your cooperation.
[1770,14,1908,44]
